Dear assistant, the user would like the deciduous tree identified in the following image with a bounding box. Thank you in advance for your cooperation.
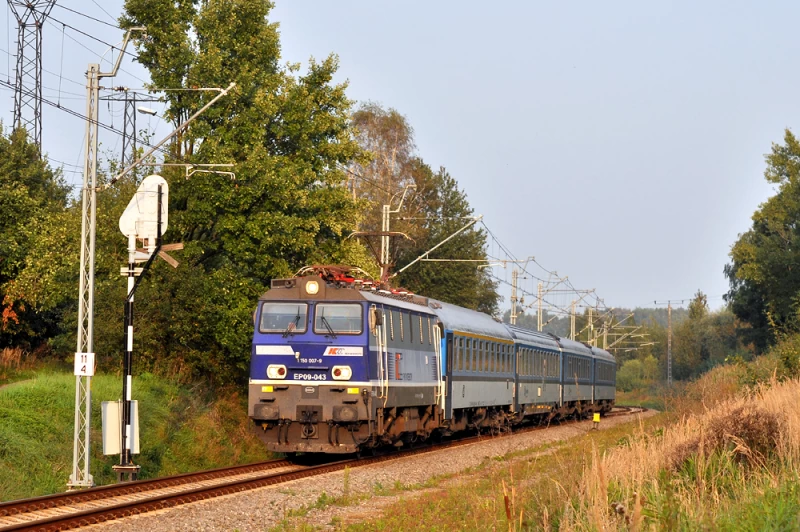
[0,128,69,348]
[726,129,800,351]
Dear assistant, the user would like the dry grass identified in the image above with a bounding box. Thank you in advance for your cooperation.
[0,347,24,369]
[562,376,800,530]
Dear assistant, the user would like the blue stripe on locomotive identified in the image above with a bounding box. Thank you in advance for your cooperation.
[250,301,371,382]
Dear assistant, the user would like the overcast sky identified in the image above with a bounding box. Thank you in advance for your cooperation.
[2,1,794,314]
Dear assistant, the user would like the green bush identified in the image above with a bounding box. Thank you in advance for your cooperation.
[0,372,267,501]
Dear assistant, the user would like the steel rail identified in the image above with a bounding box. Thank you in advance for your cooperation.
[0,406,646,531]
[0,459,293,518]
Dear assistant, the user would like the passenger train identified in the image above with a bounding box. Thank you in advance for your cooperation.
[248,266,616,454]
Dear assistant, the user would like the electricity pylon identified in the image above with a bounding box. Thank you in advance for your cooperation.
[7,0,55,150]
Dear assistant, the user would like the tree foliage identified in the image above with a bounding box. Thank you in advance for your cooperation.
[726,129,800,352]
[395,164,498,314]
[6,1,372,384]
[6,1,498,385]
[0,128,69,347]
[349,103,498,312]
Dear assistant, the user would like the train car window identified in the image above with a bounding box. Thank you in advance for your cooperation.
[514,347,520,374]
[314,303,362,334]
[497,344,502,373]
[419,316,424,344]
[399,312,404,341]
[526,349,531,376]
[389,310,395,340]
[259,302,308,333]
[468,339,474,371]
[523,348,528,376]
[457,337,463,371]
[491,343,496,373]
[525,349,533,376]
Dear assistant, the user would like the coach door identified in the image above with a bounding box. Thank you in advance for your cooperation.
[370,305,390,406]
[444,332,454,419]
[513,345,521,413]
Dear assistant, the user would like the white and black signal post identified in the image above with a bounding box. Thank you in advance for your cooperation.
[114,175,169,481]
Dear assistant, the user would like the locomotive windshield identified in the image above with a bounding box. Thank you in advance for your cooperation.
[259,303,308,334]
[314,303,362,335]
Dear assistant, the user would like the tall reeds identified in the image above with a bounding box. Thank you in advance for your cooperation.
[564,376,800,529]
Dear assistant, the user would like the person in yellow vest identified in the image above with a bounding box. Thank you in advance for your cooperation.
[592,412,600,429]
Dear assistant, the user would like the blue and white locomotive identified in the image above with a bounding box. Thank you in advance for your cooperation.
[248,266,616,454]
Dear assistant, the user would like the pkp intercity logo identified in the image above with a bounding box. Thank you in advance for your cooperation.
[323,346,363,357]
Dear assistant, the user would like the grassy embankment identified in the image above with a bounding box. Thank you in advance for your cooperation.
[0,347,267,502]
[271,350,799,531]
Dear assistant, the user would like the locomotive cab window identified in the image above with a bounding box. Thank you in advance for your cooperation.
[314,303,362,334]
[259,302,308,333]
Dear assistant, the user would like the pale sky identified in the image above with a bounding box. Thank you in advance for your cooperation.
[3,1,792,314]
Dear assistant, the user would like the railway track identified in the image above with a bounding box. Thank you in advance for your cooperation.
[0,406,646,531]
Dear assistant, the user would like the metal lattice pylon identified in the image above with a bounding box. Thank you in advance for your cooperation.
[121,93,137,167]
[7,0,55,149]
[69,63,100,490]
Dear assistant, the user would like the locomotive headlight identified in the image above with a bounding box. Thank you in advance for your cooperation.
[306,280,319,295]
[267,364,287,379]
[331,365,352,380]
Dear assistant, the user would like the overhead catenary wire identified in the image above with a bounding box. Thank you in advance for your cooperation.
[43,13,140,61]
[54,4,121,29]
[90,0,119,25]
[479,219,611,328]
[40,17,149,86]
[0,78,178,165]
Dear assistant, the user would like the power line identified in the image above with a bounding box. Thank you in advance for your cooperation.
[44,13,140,61]
[0,44,87,88]
[54,4,120,29]
[41,17,150,87]
[90,0,118,25]
[0,77,174,162]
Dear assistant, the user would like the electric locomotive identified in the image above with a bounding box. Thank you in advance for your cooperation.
[248,266,616,454]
